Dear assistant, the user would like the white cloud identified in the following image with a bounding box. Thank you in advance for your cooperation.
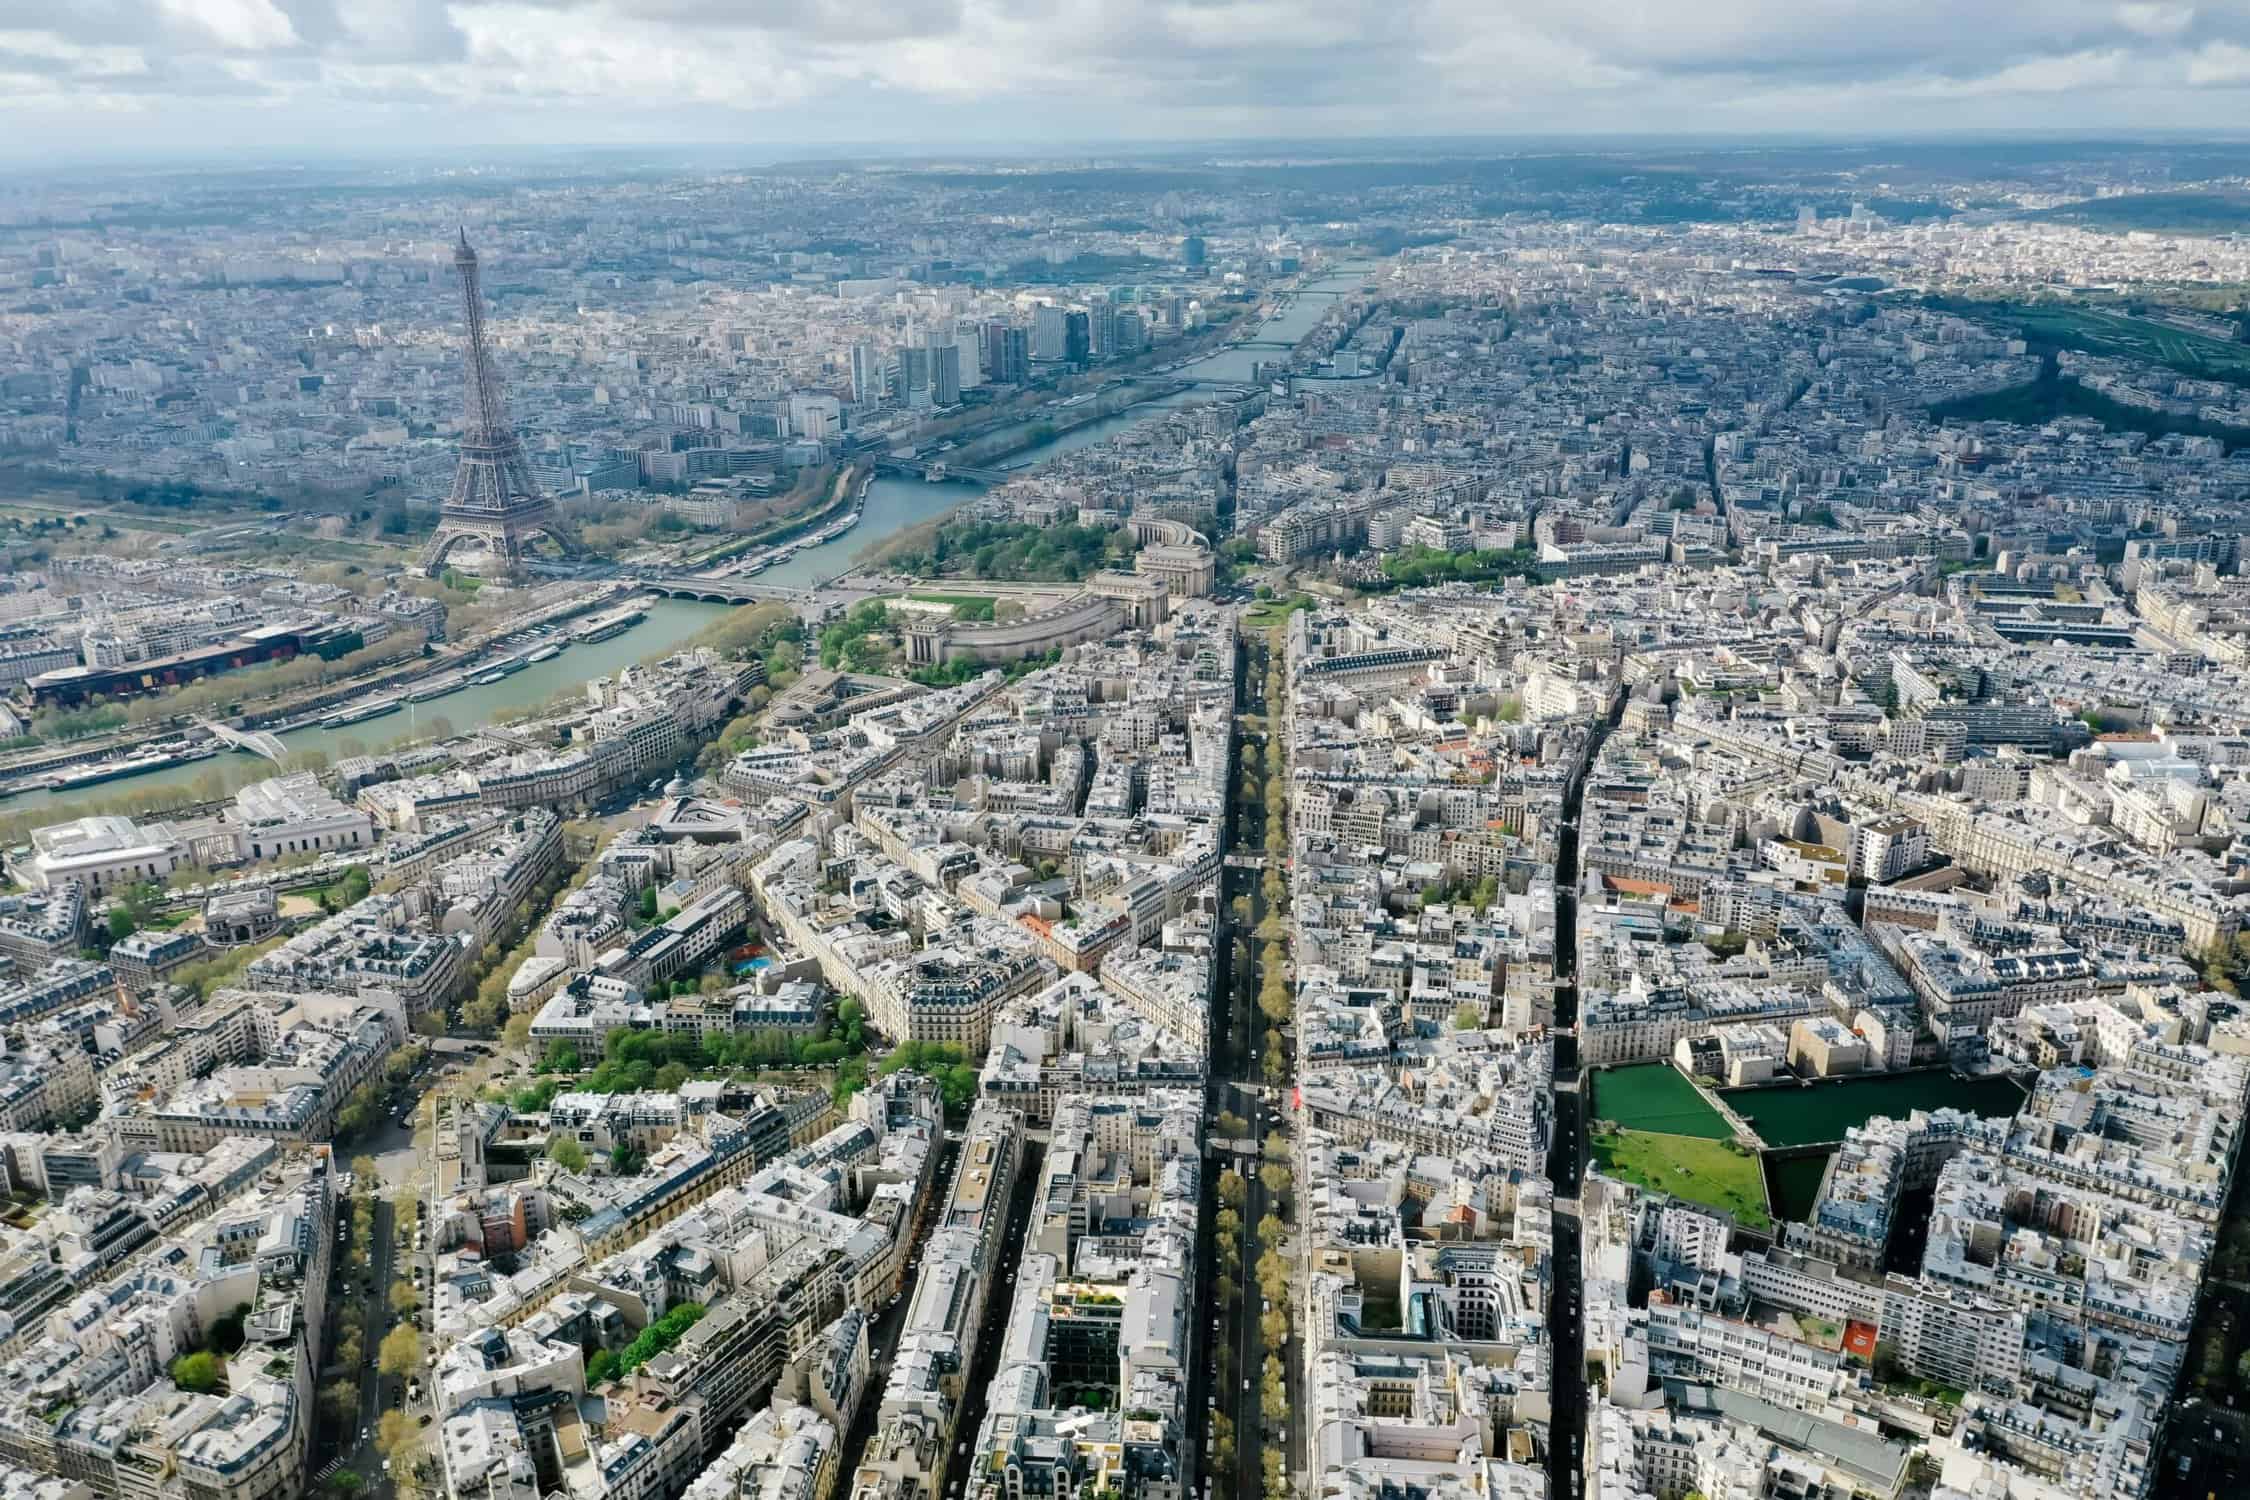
[0,27,152,74]
[2186,38,2250,82]
[1915,47,2131,95]
[328,0,469,62]
[6,0,2250,150]
[2117,2,2196,38]
[155,0,298,51]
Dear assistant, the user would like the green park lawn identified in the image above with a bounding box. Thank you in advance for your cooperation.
[1242,594,1315,631]
[1591,1128,1771,1230]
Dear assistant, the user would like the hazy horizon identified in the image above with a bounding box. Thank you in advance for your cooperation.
[12,128,2250,179]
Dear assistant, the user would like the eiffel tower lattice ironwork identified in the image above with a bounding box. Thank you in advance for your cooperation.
[421,230,579,574]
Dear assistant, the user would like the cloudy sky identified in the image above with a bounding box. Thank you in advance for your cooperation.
[6,0,2250,160]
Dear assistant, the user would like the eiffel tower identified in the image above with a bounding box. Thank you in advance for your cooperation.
[421,230,578,575]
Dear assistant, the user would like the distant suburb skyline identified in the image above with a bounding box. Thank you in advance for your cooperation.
[5,0,2250,161]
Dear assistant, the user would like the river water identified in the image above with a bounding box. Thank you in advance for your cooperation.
[7,266,1379,816]
[760,266,1372,586]
[760,390,1203,586]
[2,597,732,814]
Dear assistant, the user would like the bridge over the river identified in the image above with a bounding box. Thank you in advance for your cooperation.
[872,457,1015,484]
[632,573,819,605]
[1117,373,1266,392]
[197,718,288,762]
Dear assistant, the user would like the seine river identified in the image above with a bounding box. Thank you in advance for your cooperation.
[1,597,732,814]
[4,266,1377,814]
[760,266,1372,585]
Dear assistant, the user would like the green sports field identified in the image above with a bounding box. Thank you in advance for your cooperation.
[2008,305,2250,382]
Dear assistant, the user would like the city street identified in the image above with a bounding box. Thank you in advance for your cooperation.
[943,1142,1043,1500]
[312,1195,403,1500]
[1207,625,1300,1500]
[1544,691,1621,1500]
[1217,890,1275,1500]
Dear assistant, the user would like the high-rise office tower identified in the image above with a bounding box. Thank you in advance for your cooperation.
[1114,310,1144,355]
[952,321,982,388]
[850,342,883,404]
[979,321,1007,381]
[1088,295,1118,359]
[898,343,932,406]
[1064,310,1090,367]
[1182,234,1206,268]
[983,323,1028,384]
[1032,304,1069,362]
[789,392,841,440]
[980,321,1022,383]
[931,343,961,407]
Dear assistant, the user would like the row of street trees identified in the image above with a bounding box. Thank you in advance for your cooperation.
[1254,630,1298,1499]
[316,1184,433,1495]
[1215,1128,1299,1500]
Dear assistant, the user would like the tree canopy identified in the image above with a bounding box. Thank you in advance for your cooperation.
[377,1324,422,1378]
[171,1351,223,1393]
[591,1301,708,1383]
[1373,544,1540,590]
[877,1039,980,1110]
[888,518,1137,583]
